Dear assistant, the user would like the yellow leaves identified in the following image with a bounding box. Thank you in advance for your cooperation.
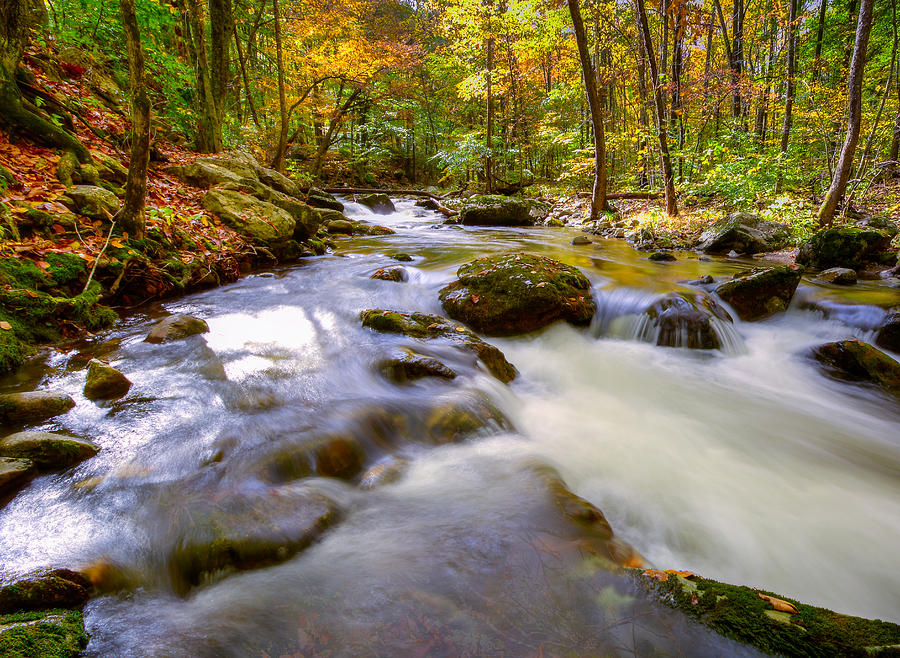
[642,569,695,582]
[0,321,12,330]
[758,593,800,614]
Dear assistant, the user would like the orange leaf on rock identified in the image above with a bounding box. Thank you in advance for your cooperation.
[758,593,799,613]
[0,321,12,330]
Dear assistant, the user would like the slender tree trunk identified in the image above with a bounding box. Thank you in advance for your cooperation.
[814,0,828,76]
[232,22,260,129]
[186,0,221,152]
[271,0,289,172]
[117,0,150,240]
[209,0,233,125]
[636,0,678,215]
[567,0,607,218]
[817,0,875,226]
[781,0,797,153]
[732,0,745,120]
[485,35,495,193]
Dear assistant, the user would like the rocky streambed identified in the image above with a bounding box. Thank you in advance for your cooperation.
[1,197,899,656]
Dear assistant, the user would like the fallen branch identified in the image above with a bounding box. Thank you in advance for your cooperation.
[576,191,662,200]
[83,220,116,294]
[321,187,446,200]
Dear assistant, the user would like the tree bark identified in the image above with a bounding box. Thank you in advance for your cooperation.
[814,0,828,76]
[635,0,678,216]
[185,0,221,152]
[567,0,607,219]
[817,0,875,226]
[117,0,151,240]
[271,0,289,172]
[781,0,797,153]
[485,34,495,193]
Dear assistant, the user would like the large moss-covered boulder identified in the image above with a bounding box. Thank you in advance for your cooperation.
[83,359,131,401]
[0,457,36,498]
[377,349,457,383]
[698,212,791,254]
[875,311,900,353]
[195,157,259,181]
[0,569,91,614]
[714,266,802,321]
[58,185,120,220]
[360,309,517,383]
[0,391,75,425]
[167,160,242,188]
[306,188,344,212]
[810,339,900,394]
[0,609,89,657]
[262,194,321,240]
[357,193,395,214]
[256,167,300,197]
[642,293,734,350]
[0,432,99,471]
[459,195,535,226]
[145,314,209,344]
[167,484,340,593]
[439,253,596,335]
[796,228,893,270]
[202,188,296,242]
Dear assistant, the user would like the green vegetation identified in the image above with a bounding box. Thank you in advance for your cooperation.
[0,609,89,658]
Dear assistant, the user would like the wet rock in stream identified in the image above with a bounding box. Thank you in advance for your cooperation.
[82,359,131,401]
[0,457,36,499]
[714,266,802,321]
[438,253,595,336]
[0,391,75,425]
[875,311,900,353]
[377,348,457,382]
[0,432,100,471]
[0,569,91,614]
[642,293,735,350]
[370,266,408,282]
[697,212,791,255]
[145,313,209,343]
[810,339,900,396]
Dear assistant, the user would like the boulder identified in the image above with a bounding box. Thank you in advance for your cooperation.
[0,432,99,471]
[438,253,596,335]
[256,167,300,197]
[359,457,409,490]
[572,236,592,245]
[425,390,514,444]
[166,160,242,188]
[356,224,395,236]
[875,311,900,353]
[0,391,75,424]
[167,484,340,593]
[196,157,258,180]
[810,339,900,394]
[145,314,209,344]
[459,195,534,226]
[796,228,892,270]
[697,212,791,254]
[361,309,517,383]
[0,457,36,497]
[202,188,295,242]
[83,359,131,401]
[856,215,899,238]
[377,349,457,383]
[390,253,414,262]
[648,251,676,261]
[714,266,802,321]
[357,193,395,214]
[261,435,365,483]
[58,185,120,220]
[262,194,320,240]
[816,267,857,285]
[642,293,734,350]
[370,266,408,282]
[0,569,91,613]
[326,219,355,235]
[306,188,344,212]
[89,150,128,185]
[0,609,89,657]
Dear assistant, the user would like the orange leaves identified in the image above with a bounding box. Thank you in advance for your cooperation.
[0,321,12,330]
[642,569,695,582]
[758,593,800,614]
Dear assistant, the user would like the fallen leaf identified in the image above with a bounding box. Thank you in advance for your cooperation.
[0,321,12,330]
[536,282,547,287]
[758,593,799,614]
[455,326,466,332]
[642,569,670,582]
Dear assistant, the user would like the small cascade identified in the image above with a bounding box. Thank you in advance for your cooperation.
[591,287,745,353]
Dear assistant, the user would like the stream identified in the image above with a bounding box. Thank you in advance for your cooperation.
[1,198,899,656]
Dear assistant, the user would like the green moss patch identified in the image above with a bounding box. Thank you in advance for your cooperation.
[0,609,89,658]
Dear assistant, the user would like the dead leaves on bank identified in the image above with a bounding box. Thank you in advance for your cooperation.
[642,569,695,582]
[758,593,800,614]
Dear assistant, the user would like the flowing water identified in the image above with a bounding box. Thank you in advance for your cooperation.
[1,199,899,656]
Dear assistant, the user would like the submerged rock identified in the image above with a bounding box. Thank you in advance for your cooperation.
[370,266,408,282]
[816,267,857,285]
[359,457,409,490]
[697,212,791,254]
[810,339,900,395]
[167,483,340,593]
[0,609,89,657]
[378,349,457,382]
[425,390,513,444]
[357,193,395,214]
[648,251,676,262]
[0,457,36,498]
[0,432,100,471]
[145,314,210,344]
[438,253,595,335]
[360,309,517,383]
[714,266,802,321]
[572,236,592,246]
[83,359,131,401]
[0,391,75,425]
[389,253,414,262]
[459,195,534,226]
[326,219,355,234]
[796,227,892,270]
[0,569,91,614]
[875,311,900,353]
[642,293,734,350]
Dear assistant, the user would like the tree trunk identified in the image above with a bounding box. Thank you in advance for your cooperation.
[567,0,607,219]
[817,0,875,226]
[186,0,221,152]
[209,0,233,126]
[731,0,744,120]
[814,0,828,76]
[635,0,678,216]
[0,0,89,162]
[781,0,797,153]
[117,0,150,240]
[485,34,495,193]
[271,0,289,172]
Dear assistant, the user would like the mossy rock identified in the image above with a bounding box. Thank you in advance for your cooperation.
[390,253,414,262]
[377,349,457,383]
[714,266,803,321]
[357,224,396,236]
[810,339,900,395]
[0,432,100,471]
[202,188,296,242]
[83,359,132,401]
[360,309,517,383]
[0,457,36,498]
[305,188,343,212]
[876,311,900,353]
[816,267,857,285]
[438,253,596,335]
[167,160,243,188]
[698,212,792,254]
[256,167,300,197]
[0,569,91,614]
[639,570,900,657]
[58,185,120,221]
[370,266,408,282]
[357,193,396,214]
[326,219,355,235]
[796,228,893,270]
[144,314,209,344]
[0,391,75,425]
[459,195,535,226]
[642,292,734,350]
[0,609,89,658]
[167,483,340,594]
[424,390,513,444]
